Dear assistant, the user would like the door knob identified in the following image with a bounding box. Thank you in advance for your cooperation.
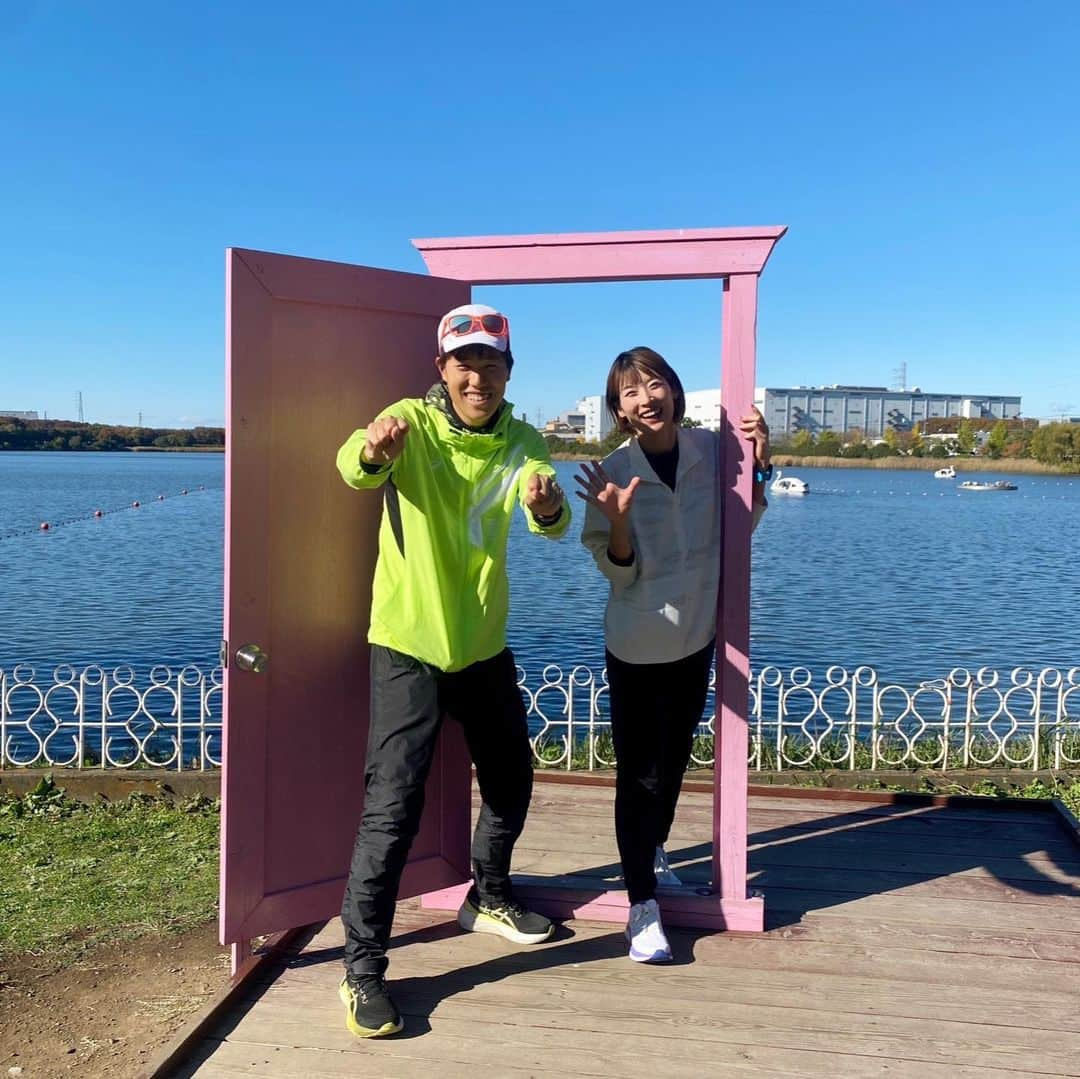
[235,644,269,673]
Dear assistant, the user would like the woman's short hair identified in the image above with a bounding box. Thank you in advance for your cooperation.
[604,347,686,430]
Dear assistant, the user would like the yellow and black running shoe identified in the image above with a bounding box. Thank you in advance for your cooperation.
[457,886,554,944]
[339,973,403,1038]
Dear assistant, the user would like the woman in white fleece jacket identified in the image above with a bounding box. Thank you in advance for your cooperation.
[575,346,769,965]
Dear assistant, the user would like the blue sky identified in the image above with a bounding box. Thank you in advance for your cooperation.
[3,1,1078,428]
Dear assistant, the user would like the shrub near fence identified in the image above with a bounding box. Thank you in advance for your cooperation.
[2,663,1079,773]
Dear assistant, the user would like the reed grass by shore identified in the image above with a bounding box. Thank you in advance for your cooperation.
[768,455,1070,474]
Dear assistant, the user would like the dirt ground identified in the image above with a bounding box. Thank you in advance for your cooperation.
[0,922,228,1078]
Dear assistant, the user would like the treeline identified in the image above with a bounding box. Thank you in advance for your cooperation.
[544,416,1080,472]
[772,418,1080,471]
[544,428,627,459]
[544,417,704,459]
[0,418,225,451]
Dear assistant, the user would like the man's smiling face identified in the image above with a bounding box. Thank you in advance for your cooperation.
[435,345,510,427]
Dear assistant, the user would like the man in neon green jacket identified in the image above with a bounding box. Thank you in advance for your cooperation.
[335,304,569,1039]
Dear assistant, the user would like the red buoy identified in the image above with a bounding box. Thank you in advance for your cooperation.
[39,521,50,531]
[94,509,103,518]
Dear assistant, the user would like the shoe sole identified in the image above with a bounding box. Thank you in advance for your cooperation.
[338,979,404,1038]
[457,904,554,944]
[625,927,673,964]
[628,947,673,963]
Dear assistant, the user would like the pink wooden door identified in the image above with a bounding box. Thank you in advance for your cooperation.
[220,248,472,947]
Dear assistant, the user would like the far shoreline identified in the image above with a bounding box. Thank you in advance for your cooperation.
[0,446,224,453]
[550,451,1074,476]
[127,446,224,453]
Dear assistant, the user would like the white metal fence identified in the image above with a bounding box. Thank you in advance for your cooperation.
[2,662,1078,772]
[0,664,222,771]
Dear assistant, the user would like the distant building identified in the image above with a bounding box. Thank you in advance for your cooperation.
[0,410,40,420]
[683,388,723,430]
[544,407,587,442]
[756,386,1022,439]
[578,396,614,443]
[578,390,725,437]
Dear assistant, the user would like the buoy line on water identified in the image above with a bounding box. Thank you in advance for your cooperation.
[0,485,219,541]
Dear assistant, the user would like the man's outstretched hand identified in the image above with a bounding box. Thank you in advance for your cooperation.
[525,472,565,519]
[362,417,410,465]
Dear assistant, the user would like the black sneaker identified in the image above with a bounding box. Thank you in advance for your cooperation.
[338,972,403,1038]
[457,886,554,944]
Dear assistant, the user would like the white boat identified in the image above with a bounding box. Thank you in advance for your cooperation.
[770,469,810,496]
[933,466,956,479]
[958,480,1018,492]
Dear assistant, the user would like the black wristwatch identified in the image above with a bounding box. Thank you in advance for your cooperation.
[754,462,774,484]
[532,506,564,527]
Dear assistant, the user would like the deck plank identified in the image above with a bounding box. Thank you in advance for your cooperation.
[177,1035,1058,1079]
[202,984,1080,1076]
[174,786,1080,1078]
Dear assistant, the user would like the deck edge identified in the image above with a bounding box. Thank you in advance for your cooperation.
[136,921,322,1079]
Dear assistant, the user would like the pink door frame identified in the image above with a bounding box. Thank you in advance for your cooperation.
[413,227,787,932]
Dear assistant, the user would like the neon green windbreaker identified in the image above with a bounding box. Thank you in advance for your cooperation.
[336,393,570,672]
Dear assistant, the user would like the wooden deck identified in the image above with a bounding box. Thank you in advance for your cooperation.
[172,782,1080,1078]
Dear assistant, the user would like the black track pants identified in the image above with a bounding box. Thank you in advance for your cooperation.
[341,645,533,976]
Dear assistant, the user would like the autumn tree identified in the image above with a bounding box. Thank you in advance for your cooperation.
[957,419,976,454]
[986,420,1008,459]
[815,430,841,456]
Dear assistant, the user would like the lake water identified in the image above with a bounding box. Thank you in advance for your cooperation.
[2,452,1079,686]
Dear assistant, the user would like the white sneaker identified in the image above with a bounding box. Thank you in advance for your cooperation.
[625,899,672,963]
[654,845,683,888]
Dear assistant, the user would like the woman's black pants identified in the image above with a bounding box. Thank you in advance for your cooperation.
[606,639,714,905]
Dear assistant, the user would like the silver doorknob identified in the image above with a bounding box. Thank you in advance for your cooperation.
[235,644,269,673]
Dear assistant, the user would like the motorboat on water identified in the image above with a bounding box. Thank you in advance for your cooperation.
[770,469,810,496]
[933,466,956,479]
[958,479,1019,491]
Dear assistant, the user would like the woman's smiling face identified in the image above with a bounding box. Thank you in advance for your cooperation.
[616,368,676,441]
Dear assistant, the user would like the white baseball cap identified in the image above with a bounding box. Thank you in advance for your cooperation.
[437,303,510,356]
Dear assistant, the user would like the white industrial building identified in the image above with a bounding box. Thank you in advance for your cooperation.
[683,388,723,430]
[577,389,724,439]
[577,396,614,443]
[757,385,1022,439]
[574,383,1022,443]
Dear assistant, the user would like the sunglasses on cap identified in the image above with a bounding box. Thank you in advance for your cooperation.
[442,313,509,338]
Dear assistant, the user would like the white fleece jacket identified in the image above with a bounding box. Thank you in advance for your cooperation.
[581,427,764,665]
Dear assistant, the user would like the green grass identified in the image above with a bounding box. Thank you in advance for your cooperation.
[3,764,1077,965]
[839,776,1080,815]
[0,777,220,958]
[945,777,1080,815]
